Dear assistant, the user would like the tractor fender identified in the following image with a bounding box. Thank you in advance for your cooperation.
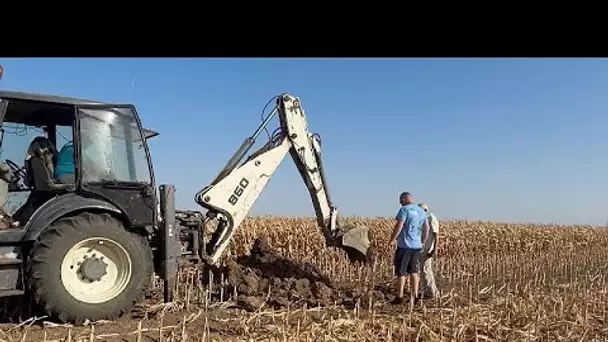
[22,193,124,242]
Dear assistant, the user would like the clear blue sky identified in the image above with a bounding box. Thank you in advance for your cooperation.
[1,58,607,225]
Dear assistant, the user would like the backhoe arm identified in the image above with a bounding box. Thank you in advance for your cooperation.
[278,94,339,241]
[194,94,370,265]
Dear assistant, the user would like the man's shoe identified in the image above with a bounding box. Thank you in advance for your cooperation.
[390,296,405,305]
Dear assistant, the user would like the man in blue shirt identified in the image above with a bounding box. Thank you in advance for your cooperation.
[390,191,430,304]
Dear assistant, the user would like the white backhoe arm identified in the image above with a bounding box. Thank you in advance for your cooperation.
[195,94,369,265]
[277,94,339,238]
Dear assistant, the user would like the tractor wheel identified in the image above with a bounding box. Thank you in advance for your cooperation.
[27,212,153,324]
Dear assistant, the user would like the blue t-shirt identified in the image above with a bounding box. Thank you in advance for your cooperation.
[395,204,427,249]
[54,141,75,178]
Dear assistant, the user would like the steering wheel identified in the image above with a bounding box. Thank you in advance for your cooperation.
[5,159,29,185]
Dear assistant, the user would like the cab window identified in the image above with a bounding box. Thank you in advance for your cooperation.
[78,107,151,184]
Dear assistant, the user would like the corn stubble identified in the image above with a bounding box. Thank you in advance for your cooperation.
[3,217,608,342]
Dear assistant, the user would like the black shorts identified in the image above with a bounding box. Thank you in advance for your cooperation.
[394,247,421,276]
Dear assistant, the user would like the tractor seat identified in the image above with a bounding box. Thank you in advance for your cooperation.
[24,136,59,193]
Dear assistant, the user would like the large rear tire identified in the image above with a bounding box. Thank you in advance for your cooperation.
[27,212,153,324]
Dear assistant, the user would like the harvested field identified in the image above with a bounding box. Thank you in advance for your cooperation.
[1,217,608,341]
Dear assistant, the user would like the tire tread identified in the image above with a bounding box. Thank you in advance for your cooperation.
[27,212,153,324]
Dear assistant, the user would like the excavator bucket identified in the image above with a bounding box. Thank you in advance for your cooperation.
[337,224,373,264]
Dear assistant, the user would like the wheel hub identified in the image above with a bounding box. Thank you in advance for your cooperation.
[61,237,133,304]
[80,257,108,281]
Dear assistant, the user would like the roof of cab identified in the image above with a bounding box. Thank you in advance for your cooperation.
[0,90,159,139]
[0,90,108,106]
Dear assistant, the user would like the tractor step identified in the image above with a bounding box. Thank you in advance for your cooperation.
[0,258,22,266]
[0,229,25,244]
[0,257,24,295]
[0,289,24,297]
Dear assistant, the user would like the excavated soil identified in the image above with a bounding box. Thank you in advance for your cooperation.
[208,238,382,311]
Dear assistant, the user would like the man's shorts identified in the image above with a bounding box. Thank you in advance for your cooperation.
[394,247,421,276]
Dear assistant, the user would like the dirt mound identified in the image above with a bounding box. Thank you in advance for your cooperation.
[212,238,353,311]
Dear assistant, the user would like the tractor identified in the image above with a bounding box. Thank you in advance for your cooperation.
[0,90,371,324]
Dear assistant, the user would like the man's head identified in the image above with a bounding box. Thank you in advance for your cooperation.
[399,191,414,206]
[418,203,429,213]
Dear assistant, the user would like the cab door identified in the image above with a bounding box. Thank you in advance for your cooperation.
[75,104,156,227]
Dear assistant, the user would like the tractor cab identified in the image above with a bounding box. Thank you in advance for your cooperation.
[0,91,158,230]
[0,91,173,324]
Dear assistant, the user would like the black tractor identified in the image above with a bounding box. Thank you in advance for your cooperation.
[0,91,192,324]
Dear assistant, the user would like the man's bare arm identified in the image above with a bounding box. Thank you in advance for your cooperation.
[433,216,440,255]
[390,219,403,242]
[434,233,440,256]
[422,218,430,245]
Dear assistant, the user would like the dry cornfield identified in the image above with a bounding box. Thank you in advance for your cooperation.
[0,216,608,342]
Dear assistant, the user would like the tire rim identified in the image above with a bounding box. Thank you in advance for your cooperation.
[60,237,132,304]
